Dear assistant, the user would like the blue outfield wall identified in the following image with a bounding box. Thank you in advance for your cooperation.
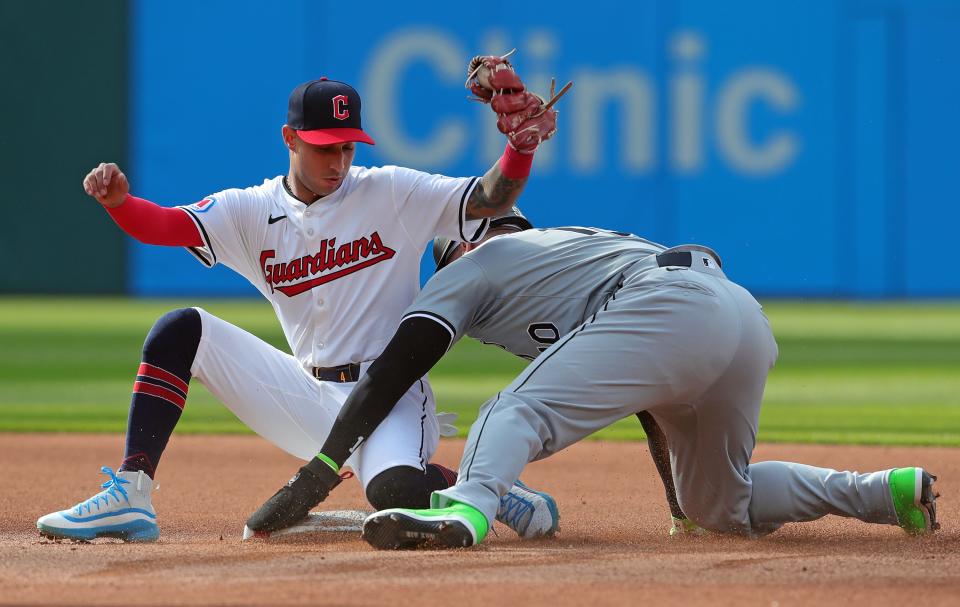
[129,0,960,298]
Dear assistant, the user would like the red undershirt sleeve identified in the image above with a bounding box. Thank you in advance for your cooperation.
[105,194,203,247]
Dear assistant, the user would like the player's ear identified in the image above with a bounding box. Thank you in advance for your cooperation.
[281,125,298,152]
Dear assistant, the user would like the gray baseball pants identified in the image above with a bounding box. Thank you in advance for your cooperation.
[435,256,899,535]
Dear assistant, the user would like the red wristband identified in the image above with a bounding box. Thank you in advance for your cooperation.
[499,144,534,179]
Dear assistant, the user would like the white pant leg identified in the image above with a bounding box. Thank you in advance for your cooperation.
[189,308,438,489]
[190,308,338,462]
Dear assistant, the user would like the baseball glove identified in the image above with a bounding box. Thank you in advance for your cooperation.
[466,49,572,153]
[245,458,344,534]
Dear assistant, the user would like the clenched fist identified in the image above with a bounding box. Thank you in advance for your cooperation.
[82,162,129,208]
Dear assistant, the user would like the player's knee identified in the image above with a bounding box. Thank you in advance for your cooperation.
[365,466,432,510]
[677,494,749,534]
[142,307,202,366]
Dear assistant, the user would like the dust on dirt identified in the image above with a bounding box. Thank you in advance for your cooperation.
[1,434,956,606]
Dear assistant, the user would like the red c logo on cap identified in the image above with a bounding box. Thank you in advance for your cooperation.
[332,95,349,121]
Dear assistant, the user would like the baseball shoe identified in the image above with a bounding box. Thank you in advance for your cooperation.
[496,479,560,539]
[889,467,940,535]
[37,467,159,542]
[669,516,707,536]
[362,501,489,550]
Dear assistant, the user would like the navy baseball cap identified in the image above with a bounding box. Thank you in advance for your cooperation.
[287,77,375,146]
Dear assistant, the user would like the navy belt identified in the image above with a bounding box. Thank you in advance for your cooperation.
[656,245,723,269]
[312,362,362,383]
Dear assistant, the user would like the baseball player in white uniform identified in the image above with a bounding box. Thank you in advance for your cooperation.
[37,58,565,542]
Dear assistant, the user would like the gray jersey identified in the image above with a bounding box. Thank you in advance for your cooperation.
[403,227,666,360]
[418,229,901,540]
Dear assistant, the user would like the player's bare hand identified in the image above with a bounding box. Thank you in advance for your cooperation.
[82,162,130,208]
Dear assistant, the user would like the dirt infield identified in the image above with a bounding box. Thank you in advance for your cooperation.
[1,434,957,606]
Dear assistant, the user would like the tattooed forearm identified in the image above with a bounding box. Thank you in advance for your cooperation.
[465,163,528,220]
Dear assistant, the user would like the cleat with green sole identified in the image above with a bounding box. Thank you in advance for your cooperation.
[889,467,940,535]
[362,502,489,550]
[669,516,707,536]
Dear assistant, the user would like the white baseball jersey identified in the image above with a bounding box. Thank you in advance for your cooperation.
[177,166,487,368]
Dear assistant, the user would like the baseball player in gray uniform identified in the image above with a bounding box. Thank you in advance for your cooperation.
[285,217,939,549]
[246,210,694,538]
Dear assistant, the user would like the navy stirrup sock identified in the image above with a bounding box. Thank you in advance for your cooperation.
[119,308,201,478]
[430,463,458,488]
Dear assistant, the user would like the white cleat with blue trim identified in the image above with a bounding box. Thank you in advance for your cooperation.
[37,467,159,542]
[496,480,560,539]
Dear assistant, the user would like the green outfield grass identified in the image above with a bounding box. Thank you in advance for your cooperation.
[1,298,958,445]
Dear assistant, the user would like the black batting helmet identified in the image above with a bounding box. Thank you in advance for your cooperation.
[432,206,534,270]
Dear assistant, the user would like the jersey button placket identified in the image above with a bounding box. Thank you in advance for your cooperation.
[301,206,314,237]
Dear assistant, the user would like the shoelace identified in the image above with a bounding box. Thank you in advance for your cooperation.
[73,466,131,516]
[498,491,533,532]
